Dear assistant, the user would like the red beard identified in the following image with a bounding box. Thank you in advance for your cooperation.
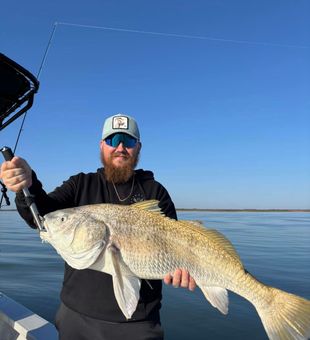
[100,151,139,183]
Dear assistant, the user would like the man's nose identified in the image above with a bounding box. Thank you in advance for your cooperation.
[115,142,126,151]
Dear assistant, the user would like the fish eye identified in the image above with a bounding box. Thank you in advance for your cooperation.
[60,216,67,222]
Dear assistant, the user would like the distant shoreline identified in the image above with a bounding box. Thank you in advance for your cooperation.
[2,209,310,213]
[177,208,310,212]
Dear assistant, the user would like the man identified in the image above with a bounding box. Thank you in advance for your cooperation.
[0,113,196,340]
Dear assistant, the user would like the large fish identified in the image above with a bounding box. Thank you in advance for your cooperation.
[41,200,310,340]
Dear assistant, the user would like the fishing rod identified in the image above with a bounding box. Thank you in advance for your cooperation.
[0,53,45,230]
[0,23,57,218]
[0,52,39,208]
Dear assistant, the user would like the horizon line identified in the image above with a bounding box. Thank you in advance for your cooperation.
[1,208,310,213]
[177,208,310,212]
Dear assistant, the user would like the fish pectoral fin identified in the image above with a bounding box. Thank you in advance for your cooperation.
[112,274,141,320]
[200,285,229,315]
[109,247,141,319]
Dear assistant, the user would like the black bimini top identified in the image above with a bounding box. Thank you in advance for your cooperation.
[0,53,39,131]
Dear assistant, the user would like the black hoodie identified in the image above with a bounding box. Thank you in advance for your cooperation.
[15,168,177,322]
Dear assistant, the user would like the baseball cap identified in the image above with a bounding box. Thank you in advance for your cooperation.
[102,113,140,140]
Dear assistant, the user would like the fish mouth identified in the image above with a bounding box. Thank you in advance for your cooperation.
[40,220,51,241]
[40,216,48,232]
[40,216,57,242]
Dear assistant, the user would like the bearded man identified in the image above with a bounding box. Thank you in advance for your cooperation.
[0,113,196,340]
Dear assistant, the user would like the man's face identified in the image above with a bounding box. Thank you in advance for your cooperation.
[100,134,141,183]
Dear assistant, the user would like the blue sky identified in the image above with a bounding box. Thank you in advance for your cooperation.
[1,0,309,209]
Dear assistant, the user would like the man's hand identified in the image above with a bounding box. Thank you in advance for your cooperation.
[0,156,32,192]
[164,269,196,291]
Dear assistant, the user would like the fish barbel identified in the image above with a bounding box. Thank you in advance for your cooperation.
[41,200,310,340]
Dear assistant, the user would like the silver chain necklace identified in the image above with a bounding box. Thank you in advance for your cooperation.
[112,175,135,202]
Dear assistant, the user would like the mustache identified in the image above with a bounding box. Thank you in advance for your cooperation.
[112,151,129,158]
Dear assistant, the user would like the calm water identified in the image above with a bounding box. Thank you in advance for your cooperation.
[0,211,309,339]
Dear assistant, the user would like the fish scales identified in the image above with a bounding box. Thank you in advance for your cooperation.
[42,200,310,340]
[98,204,191,278]
[103,204,235,281]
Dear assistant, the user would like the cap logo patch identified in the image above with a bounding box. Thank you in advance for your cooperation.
[112,116,128,130]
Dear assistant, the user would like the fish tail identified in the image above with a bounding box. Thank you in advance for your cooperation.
[255,286,310,340]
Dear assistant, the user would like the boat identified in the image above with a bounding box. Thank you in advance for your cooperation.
[0,292,58,339]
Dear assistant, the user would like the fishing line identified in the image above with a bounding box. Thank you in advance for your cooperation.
[13,23,58,154]
[12,20,309,152]
[57,21,309,49]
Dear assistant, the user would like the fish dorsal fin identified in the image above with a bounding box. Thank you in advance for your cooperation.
[131,200,163,214]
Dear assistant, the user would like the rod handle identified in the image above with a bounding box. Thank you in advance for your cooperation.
[1,146,14,161]
[0,146,45,231]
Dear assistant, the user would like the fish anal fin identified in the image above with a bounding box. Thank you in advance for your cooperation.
[200,285,229,315]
